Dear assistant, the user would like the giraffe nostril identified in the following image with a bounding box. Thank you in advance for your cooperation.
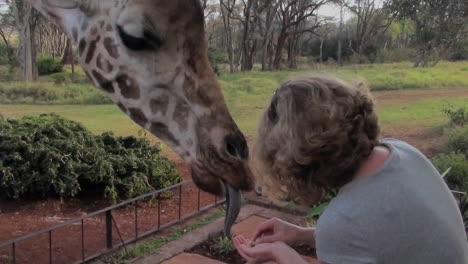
[224,133,249,160]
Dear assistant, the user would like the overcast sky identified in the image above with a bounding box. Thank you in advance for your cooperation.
[318,3,350,22]
[318,0,384,22]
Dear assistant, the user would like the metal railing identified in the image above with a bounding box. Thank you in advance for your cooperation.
[0,180,225,264]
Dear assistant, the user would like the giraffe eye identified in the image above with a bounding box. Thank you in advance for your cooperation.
[117,25,161,51]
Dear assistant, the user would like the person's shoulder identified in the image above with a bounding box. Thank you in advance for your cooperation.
[381,138,426,159]
[316,198,357,234]
[381,138,414,149]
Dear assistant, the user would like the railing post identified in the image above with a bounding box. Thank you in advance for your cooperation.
[157,193,161,230]
[134,201,138,239]
[12,243,15,264]
[197,189,201,211]
[49,231,52,264]
[178,185,182,220]
[81,219,85,262]
[105,211,112,249]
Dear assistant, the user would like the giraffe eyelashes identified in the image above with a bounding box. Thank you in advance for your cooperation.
[117,25,162,51]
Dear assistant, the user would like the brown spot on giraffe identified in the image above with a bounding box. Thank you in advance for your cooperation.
[99,20,105,29]
[90,26,98,35]
[116,74,140,99]
[78,39,87,56]
[91,70,114,93]
[174,100,190,131]
[106,24,113,32]
[183,74,213,107]
[86,36,101,64]
[104,37,119,59]
[72,28,78,43]
[149,122,179,146]
[81,20,89,31]
[184,40,198,73]
[150,95,170,115]
[129,108,148,127]
[96,54,114,73]
[46,11,59,20]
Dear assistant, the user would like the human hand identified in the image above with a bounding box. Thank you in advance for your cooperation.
[253,218,314,246]
[234,235,278,263]
[233,235,307,264]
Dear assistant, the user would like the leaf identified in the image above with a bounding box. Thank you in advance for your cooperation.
[307,201,330,218]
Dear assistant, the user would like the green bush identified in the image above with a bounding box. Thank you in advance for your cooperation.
[0,82,111,104]
[433,152,468,191]
[444,107,468,127]
[0,114,180,203]
[376,48,416,63]
[446,126,468,156]
[37,55,63,75]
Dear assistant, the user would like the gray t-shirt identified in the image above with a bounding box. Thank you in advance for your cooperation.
[315,139,468,264]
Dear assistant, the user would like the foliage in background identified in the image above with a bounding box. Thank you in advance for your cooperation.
[446,126,468,157]
[0,81,110,104]
[433,153,468,191]
[2,62,468,106]
[37,55,63,76]
[443,107,468,127]
[458,195,468,235]
[307,190,337,218]
[0,114,180,203]
[432,106,468,193]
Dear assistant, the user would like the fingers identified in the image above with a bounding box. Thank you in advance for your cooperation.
[252,218,276,241]
[255,234,281,244]
[234,236,254,263]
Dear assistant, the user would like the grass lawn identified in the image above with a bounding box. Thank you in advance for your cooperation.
[378,97,468,127]
[1,95,466,137]
[1,61,468,137]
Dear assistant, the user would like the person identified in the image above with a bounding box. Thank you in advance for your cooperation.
[233,76,468,264]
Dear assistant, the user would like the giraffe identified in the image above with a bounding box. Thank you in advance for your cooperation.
[27,0,253,236]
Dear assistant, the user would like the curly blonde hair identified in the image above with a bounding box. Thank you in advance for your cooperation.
[253,76,380,206]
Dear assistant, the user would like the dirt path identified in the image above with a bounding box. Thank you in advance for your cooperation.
[373,88,468,108]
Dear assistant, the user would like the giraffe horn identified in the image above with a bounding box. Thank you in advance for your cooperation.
[43,0,80,9]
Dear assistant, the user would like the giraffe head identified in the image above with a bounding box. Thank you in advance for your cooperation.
[28,0,253,234]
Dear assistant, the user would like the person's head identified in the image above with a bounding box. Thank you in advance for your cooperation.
[253,76,380,206]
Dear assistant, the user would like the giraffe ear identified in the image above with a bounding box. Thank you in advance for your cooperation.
[44,0,80,9]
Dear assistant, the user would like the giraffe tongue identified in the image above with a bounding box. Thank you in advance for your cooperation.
[44,0,80,9]
[223,180,241,239]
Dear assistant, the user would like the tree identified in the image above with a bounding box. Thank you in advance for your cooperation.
[219,0,238,73]
[336,2,344,65]
[386,0,468,67]
[341,0,395,64]
[272,0,328,70]
[9,0,38,81]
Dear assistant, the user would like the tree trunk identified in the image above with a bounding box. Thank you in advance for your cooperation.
[337,3,343,66]
[62,38,73,65]
[273,30,288,70]
[319,38,324,64]
[13,0,36,81]
[219,0,236,73]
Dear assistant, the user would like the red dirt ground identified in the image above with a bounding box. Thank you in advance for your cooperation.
[0,160,221,264]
